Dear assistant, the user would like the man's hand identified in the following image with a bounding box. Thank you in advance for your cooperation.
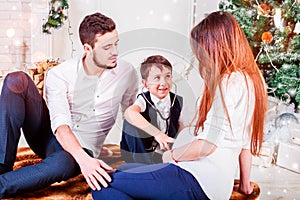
[54,125,115,190]
[79,156,114,190]
[154,132,175,150]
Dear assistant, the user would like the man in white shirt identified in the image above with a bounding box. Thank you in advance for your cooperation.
[46,11,138,190]
[0,12,138,198]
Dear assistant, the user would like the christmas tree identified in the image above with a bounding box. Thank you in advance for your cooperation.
[219,0,300,111]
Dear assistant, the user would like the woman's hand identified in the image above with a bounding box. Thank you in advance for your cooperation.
[233,182,254,195]
[162,150,172,163]
[162,139,217,163]
[154,132,175,150]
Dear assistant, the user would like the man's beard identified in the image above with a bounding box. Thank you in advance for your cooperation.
[93,53,117,69]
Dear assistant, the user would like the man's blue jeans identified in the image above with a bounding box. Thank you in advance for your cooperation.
[0,72,78,198]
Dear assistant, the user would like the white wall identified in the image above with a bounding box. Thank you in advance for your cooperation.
[51,0,221,61]
[0,0,32,73]
[195,0,220,23]
[51,0,101,60]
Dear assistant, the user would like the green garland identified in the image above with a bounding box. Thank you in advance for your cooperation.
[42,0,69,34]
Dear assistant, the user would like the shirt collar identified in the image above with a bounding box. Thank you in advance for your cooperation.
[150,93,171,107]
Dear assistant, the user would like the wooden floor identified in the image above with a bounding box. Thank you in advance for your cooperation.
[251,165,300,199]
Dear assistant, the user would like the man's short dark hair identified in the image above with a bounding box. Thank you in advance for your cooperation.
[79,12,116,48]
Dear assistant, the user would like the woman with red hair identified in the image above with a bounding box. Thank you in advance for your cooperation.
[92,11,267,200]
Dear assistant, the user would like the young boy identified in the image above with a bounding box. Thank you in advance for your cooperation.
[120,55,184,164]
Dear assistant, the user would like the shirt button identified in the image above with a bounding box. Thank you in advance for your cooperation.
[93,109,95,111]
[97,95,99,98]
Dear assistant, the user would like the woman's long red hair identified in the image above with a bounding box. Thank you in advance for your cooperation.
[190,11,267,156]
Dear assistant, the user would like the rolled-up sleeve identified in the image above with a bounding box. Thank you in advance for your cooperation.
[45,68,72,133]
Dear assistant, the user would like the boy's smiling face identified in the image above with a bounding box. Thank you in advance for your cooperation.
[142,65,172,99]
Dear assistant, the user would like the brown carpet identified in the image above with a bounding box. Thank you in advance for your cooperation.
[4,144,124,200]
[3,145,260,200]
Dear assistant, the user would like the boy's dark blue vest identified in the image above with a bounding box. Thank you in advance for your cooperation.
[138,91,182,149]
[120,91,183,163]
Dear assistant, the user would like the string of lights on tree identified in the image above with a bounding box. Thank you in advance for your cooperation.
[219,0,300,111]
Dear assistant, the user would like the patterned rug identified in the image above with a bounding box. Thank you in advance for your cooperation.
[4,144,124,200]
[3,145,260,200]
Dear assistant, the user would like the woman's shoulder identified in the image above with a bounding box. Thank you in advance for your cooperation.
[222,71,252,91]
[224,71,246,82]
[220,71,254,105]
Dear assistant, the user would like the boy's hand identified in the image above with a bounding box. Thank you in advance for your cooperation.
[154,132,175,150]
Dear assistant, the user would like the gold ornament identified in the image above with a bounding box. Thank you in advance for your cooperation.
[285,24,296,37]
[261,32,273,44]
[257,4,271,16]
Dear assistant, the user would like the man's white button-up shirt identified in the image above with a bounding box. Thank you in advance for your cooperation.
[45,55,138,158]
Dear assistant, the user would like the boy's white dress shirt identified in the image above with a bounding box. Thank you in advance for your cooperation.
[134,93,171,133]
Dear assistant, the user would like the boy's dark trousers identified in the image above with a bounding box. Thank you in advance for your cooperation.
[120,119,162,164]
